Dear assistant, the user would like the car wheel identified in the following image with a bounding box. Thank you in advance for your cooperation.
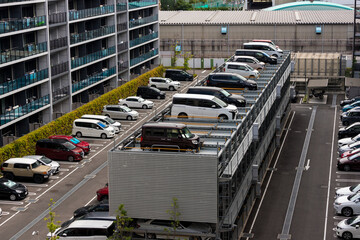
[157,95,161,100]
[219,114,228,121]
[169,86,175,91]
[33,175,44,184]
[4,172,14,180]
[344,165,351,172]
[249,75,255,79]
[342,231,353,240]
[142,104,147,109]
[9,194,17,201]
[146,233,156,239]
[342,207,353,217]
[68,156,75,162]
[127,115,133,121]
[76,132,82,138]
[177,113,188,119]
[101,133,107,139]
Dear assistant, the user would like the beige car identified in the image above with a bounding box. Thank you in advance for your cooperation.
[231,56,265,70]
[1,158,52,183]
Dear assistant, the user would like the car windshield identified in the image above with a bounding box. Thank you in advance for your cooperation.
[246,65,254,71]
[349,142,360,148]
[349,153,360,161]
[70,137,81,144]
[220,89,231,97]
[2,179,17,188]
[138,97,145,102]
[346,216,360,225]
[253,58,260,63]
[63,142,76,150]
[180,127,194,138]
[349,193,360,201]
[105,117,115,124]
[263,52,271,57]
[213,97,227,107]
[122,106,131,112]
[98,122,106,128]
[31,160,41,169]
[40,156,52,164]
[351,148,360,154]
[350,184,360,192]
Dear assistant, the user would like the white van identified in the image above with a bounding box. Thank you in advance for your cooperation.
[81,114,121,133]
[48,219,115,239]
[72,119,115,139]
[223,62,260,79]
[243,42,283,58]
[171,93,239,120]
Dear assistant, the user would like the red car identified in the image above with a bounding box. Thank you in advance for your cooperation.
[96,183,108,201]
[49,135,90,154]
[341,148,360,158]
[338,152,360,171]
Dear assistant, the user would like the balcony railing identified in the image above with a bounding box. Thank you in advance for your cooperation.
[53,85,69,102]
[50,36,68,50]
[71,46,116,69]
[0,15,46,34]
[118,60,128,71]
[72,66,116,93]
[129,0,158,9]
[130,32,158,48]
[0,0,41,3]
[117,22,127,32]
[69,5,115,21]
[0,41,47,65]
[118,41,128,51]
[129,14,158,28]
[117,2,127,12]
[0,68,48,95]
[51,61,69,76]
[70,25,115,45]
[130,48,158,66]
[0,94,50,126]
[49,12,66,25]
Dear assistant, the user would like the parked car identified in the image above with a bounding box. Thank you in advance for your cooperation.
[49,135,90,154]
[343,101,360,112]
[334,193,360,217]
[72,119,116,139]
[61,211,116,228]
[235,49,277,64]
[102,105,139,120]
[137,219,212,239]
[231,56,265,70]
[0,178,28,201]
[339,142,360,157]
[118,96,154,109]
[23,155,60,174]
[252,39,281,51]
[206,72,257,90]
[1,158,52,183]
[81,115,121,134]
[341,96,360,107]
[243,42,283,58]
[148,77,181,91]
[337,152,360,171]
[36,139,84,162]
[339,123,360,139]
[342,108,360,126]
[137,86,166,99]
[341,148,360,159]
[338,134,360,148]
[96,183,108,201]
[222,62,260,79]
[73,200,109,218]
[335,216,360,240]
[336,184,360,198]
[165,69,194,81]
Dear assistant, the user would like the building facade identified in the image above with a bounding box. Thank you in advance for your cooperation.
[0,0,160,146]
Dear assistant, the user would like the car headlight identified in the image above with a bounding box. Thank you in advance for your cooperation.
[16,190,23,194]
[192,140,199,144]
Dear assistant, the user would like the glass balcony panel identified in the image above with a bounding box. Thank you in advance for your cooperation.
[69,5,115,21]
[53,85,69,102]
[129,32,158,48]
[130,48,158,66]
[71,46,116,69]
[0,15,46,34]
[70,25,115,45]
[129,14,158,28]
[129,0,158,9]
[49,12,66,25]
[118,60,128,71]
[0,95,50,126]
[72,66,116,93]
[51,61,69,76]
[117,41,128,51]
[116,2,127,12]
[117,23,127,32]
[0,41,47,65]
[0,68,48,95]
[50,37,68,50]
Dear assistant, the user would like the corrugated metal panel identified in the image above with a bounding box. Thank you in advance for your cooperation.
[108,151,218,223]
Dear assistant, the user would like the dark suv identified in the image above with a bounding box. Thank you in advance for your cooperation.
[137,86,165,99]
[165,69,193,81]
[338,122,360,139]
[36,139,84,162]
[235,49,277,64]
[206,73,257,90]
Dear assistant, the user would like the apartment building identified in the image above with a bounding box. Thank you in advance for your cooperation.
[0,0,160,146]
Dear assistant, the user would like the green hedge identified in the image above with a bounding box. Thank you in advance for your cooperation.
[0,66,165,162]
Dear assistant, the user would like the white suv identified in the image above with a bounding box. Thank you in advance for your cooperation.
[148,77,180,91]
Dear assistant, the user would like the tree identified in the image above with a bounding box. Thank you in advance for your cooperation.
[44,198,61,240]
[174,0,193,10]
[183,52,193,70]
[109,204,133,240]
[166,197,181,239]
[171,45,181,67]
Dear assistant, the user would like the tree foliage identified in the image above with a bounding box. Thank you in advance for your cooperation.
[109,204,133,240]
[44,198,61,240]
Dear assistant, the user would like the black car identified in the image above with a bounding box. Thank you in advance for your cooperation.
[338,122,360,139]
[206,72,257,90]
[73,200,109,218]
[165,69,193,81]
[0,178,28,201]
[341,96,360,107]
[137,86,165,99]
[235,49,277,64]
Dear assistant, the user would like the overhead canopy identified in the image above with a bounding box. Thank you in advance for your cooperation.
[307,79,328,88]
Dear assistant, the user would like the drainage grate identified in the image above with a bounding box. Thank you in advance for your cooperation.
[241,233,254,238]
[267,167,277,171]
[278,234,291,239]
[84,174,96,179]
[26,199,38,203]
[14,207,27,212]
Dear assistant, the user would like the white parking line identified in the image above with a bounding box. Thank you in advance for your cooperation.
[59,162,79,165]
[0,201,24,205]
[335,179,360,183]
[18,183,48,188]
[336,171,360,175]
[89,143,104,147]
[201,70,206,73]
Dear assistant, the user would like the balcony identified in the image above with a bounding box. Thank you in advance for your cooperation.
[130,48,158,66]
[0,94,50,126]
[0,68,48,95]
[117,22,127,32]
[69,5,115,21]
[0,15,46,35]
[50,37,68,50]
[117,2,127,12]
[0,41,47,65]
[71,46,116,69]
[118,60,128,71]
[49,12,66,25]
[51,61,69,77]
[130,32,158,48]
[129,0,158,9]
[53,85,69,102]
[72,66,116,93]
[129,14,158,28]
[70,25,115,45]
